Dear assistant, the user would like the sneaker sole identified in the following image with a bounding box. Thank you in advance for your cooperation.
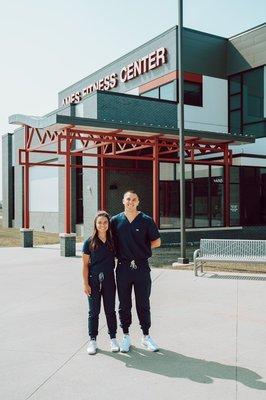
[111,348,120,352]
[87,348,98,355]
[120,346,131,353]
[141,343,159,352]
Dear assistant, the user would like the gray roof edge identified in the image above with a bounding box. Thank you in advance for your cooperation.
[9,113,58,129]
[229,22,266,40]
[182,26,226,40]
[7,113,255,144]
[56,115,254,144]
[56,114,178,134]
[1,132,13,138]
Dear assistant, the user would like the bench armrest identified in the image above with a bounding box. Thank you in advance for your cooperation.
[193,248,201,262]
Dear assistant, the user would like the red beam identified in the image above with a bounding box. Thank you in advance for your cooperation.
[27,137,60,152]
[65,130,72,234]
[61,134,155,147]
[71,142,109,153]
[58,151,154,161]
[26,127,35,149]
[68,128,160,141]
[114,145,153,155]
[100,147,106,210]
[23,126,30,229]
[69,128,123,136]
[153,138,159,225]
[158,158,226,165]
[18,161,152,173]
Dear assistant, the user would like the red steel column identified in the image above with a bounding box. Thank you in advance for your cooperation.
[65,129,72,233]
[100,146,106,210]
[224,144,230,227]
[23,125,30,228]
[153,138,159,225]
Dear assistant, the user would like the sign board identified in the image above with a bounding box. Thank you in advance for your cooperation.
[62,47,167,106]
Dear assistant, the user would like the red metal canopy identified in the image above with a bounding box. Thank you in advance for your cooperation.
[20,124,233,233]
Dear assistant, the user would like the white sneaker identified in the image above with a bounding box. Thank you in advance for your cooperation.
[141,335,159,352]
[110,338,120,352]
[120,334,131,353]
[87,339,97,355]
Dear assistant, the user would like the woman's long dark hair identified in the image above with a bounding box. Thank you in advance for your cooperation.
[89,211,114,252]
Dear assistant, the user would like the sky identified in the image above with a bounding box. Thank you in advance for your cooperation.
[0,0,265,200]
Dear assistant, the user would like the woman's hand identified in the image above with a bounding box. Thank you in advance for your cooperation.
[83,283,91,296]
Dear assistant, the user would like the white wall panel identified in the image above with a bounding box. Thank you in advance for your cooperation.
[29,167,58,212]
[126,87,139,95]
[231,137,266,156]
[233,156,266,167]
[184,76,228,133]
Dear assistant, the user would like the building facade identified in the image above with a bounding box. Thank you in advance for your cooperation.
[2,23,266,242]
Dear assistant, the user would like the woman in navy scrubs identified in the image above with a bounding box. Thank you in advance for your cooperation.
[82,211,120,355]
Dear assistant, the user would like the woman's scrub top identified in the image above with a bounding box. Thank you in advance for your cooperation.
[82,238,115,274]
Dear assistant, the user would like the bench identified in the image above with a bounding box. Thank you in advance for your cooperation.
[193,239,266,276]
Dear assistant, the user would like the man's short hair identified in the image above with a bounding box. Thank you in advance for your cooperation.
[123,189,139,198]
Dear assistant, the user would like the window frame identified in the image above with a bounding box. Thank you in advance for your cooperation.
[141,78,203,107]
[228,66,265,137]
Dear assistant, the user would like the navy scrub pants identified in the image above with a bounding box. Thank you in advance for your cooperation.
[88,271,117,339]
[116,262,152,335]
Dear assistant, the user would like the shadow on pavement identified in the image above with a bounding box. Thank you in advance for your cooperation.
[99,347,266,390]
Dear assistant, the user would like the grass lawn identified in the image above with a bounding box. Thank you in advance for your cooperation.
[151,245,266,273]
[1,210,265,273]
[0,210,82,247]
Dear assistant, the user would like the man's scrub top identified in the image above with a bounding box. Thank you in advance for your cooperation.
[110,212,160,261]
[82,238,115,274]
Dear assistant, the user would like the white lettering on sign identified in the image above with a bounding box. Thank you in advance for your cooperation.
[119,48,167,83]
[62,47,167,106]
[213,178,223,184]
[230,204,239,212]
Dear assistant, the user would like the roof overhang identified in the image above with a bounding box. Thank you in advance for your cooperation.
[9,113,255,146]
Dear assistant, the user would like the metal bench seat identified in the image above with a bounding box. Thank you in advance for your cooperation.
[194,239,266,276]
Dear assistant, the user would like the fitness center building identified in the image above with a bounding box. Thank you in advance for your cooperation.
[2,23,266,243]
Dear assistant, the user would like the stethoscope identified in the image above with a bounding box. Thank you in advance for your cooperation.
[98,272,105,292]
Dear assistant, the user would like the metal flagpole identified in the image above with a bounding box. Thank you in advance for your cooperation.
[177,0,189,264]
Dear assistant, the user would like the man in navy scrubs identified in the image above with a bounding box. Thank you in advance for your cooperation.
[111,190,161,352]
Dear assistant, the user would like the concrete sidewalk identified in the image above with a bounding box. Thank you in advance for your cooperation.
[0,245,266,400]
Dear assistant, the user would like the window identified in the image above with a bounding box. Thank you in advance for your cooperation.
[229,110,241,134]
[160,162,175,181]
[159,163,192,228]
[230,94,241,111]
[142,82,175,101]
[243,121,266,135]
[230,167,240,226]
[240,167,260,225]
[159,164,249,229]
[229,74,241,95]
[211,166,224,227]
[183,81,202,106]
[242,68,263,124]
[194,165,209,227]
[142,87,159,99]
[260,168,266,224]
[228,67,265,138]
[141,79,202,106]
[160,81,175,101]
